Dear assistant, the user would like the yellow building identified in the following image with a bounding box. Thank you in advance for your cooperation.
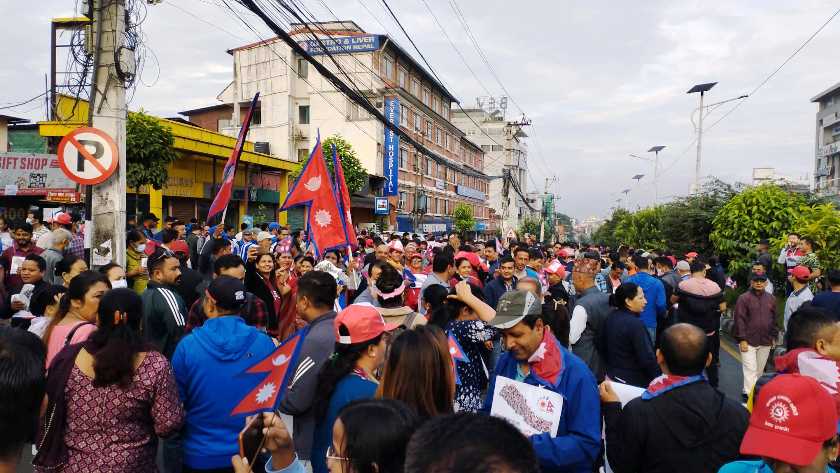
[38,95,297,226]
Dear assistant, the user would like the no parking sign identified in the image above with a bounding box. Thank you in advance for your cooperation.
[56,127,119,185]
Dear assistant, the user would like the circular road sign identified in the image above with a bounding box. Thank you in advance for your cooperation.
[56,127,119,185]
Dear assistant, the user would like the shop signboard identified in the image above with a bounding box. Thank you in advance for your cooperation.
[0,153,76,196]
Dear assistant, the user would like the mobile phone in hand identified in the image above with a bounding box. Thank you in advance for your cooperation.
[238,414,266,467]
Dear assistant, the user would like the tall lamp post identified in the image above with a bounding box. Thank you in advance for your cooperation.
[631,174,644,210]
[621,188,630,210]
[687,82,717,193]
[647,145,665,206]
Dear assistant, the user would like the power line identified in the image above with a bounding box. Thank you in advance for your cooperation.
[0,91,48,111]
[657,5,840,181]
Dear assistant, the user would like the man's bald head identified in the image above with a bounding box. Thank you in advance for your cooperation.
[658,323,709,376]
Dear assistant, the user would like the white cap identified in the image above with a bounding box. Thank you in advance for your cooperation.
[257,231,272,242]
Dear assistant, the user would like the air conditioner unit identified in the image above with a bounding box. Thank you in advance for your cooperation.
[254,141,270,154]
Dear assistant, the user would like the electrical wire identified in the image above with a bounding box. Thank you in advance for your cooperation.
[657,5,840,182]
[0,92,48,110]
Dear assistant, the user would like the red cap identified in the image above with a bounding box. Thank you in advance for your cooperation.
[365,239,374,248]
[334,304,399,345]
[685,251,699,258]
[544,260,566,279]
[168,240,190,257]
[740,374,838,466]
[455,251,487,272]
[788,265,811,281]
[49,212,72,225]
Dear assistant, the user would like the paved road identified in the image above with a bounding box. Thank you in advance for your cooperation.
[718,334,745,402]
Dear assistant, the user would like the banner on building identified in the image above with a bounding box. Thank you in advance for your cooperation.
[383,97,400,196]
[0,153,76,196]
[298,35,380,56]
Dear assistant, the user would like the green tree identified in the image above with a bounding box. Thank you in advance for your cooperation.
[659,178,737,256]
[781,203,840,271]
[453,203,475,236]
[591,208,630,248]
[292,134,367,194]
[710,184,807,283]
[518,216,541,240]
[126,111,179,216]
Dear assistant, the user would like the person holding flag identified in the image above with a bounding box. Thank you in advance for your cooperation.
[428,280,499,412]
[280,134,352,258]
[171,276,278,472]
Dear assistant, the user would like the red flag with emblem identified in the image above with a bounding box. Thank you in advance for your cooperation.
[279,134,350,257]
[331,144,357,247]
[230,330,304,416]
[448,332,470,386]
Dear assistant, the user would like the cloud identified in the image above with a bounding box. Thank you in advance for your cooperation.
[2,0,837,219]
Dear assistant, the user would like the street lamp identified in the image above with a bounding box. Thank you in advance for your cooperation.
[687,82,717,193]
[648,145,665,206]
[622,188,630,209]
[631,174,644,210]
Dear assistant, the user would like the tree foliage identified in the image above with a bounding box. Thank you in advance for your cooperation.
[781,203,840,270]
[710,184,807,278]
[453,203,475,235]
[591,208,630,248]
[292,134,367,195]
[518,216,541,240]
[126,111,178,191]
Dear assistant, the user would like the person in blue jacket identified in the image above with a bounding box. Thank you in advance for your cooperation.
[309,303,397,473]
[172,275,277,472]
[626,254,667,344]
[482,290,601,473]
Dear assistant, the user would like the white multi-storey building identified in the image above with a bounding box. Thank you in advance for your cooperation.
[182,21,493,234]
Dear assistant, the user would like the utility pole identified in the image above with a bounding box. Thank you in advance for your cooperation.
[687,82,717,194]
[539,176,557,243]
[89,0,128,267]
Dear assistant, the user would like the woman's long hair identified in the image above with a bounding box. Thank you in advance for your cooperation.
[376,325,454,419]
[313,325,382,421]
[87,289,147,388]
[427,282,484,329]
[337,399,420,473]
[41,271,110,345]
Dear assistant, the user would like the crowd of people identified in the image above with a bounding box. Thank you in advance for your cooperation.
[0,206,839,473]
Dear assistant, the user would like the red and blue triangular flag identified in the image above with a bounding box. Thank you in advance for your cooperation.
[207,92,259,224]
[230,329,305,416]
[448,331,470,386]
[331,143,357,248]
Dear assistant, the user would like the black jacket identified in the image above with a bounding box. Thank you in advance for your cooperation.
[483,275,517,310]
[245,260,279,332]
[600,309,660,387]
[675,286,723,333]
[604,380,748,473]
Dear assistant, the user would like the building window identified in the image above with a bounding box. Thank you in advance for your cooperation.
[399,148,407,169]
[444,133,450,150]
[426,120,432,139]
[443,199,449,215]
[423,88,430,106]
[297,58,308,79]
[400,105,407,127]
[398,68,408,88]
[298,105,310,124]
[381,54,394,80]
[414,112,421,131]
[426,157,432,175]
[432,96,438,114]
[217,118,231,131]
[347,100,367,121]
[249,108,262,126]
[297,148,309,162]
[398,191,407,210]
[435,128,442,146]
[411,78,419,97]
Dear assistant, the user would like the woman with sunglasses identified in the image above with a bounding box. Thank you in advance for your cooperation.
[232,400,419,473]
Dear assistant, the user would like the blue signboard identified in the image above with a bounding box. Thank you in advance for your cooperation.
[298,35,380,56]
[374,197,389,215]
[474,221,487,231]
[383,97,400,196]
[456,185,485,200]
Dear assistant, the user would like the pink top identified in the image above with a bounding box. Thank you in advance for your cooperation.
[46,322,97,368]
[35,351,184,473]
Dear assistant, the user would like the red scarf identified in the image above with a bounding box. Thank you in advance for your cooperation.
[527,328,563,385]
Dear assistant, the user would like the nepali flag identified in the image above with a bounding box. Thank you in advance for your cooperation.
[280,133,350,258]
[207,92,259,223]
[230,329,305,416]
[448,331,470,386]
[331,144,357,248]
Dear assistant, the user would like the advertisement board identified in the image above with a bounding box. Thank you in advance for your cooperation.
[0,153,76,196]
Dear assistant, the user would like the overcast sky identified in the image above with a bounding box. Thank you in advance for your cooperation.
[4,0,839,219]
